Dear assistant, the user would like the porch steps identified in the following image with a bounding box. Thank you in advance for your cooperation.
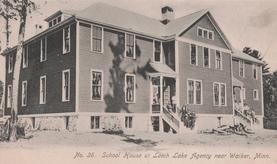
[161,107,180,133]
[234,109,253,129]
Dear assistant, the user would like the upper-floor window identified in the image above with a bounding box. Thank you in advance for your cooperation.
[63,26,70,54]
[40,75,46,104]
[8,55,13,73]
[22,46,28,68]
[190,44,197,65]
[91,70,103,101]
[253,64,258,80]
[49,16,62,28]
[203,47,210,67]
[125,116,133,129]
[62,69,70,102]
[125,33,136,59]
[40,37,47,62]
[187,79,202,105]
[125,74,136,103]
[239,60,245,77]
[197,27,214,40]
[253,89,259,100]
[22,81,27,106]
[215,50,222,70]
[213,82,226,106]
[91,25,103,53]
[154,40,162,62]
[7,85,12,108]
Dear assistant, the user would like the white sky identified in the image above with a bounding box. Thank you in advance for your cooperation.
[0,0,277,82]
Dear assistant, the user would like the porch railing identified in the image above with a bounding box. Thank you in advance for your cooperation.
[162,106,180,129]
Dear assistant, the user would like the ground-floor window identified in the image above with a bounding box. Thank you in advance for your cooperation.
[213,82,226,106]
[253,89,259,100]
[125,116,133,129]
[151,116,160,132]
[187,79,202,105]
[91,116,100,129]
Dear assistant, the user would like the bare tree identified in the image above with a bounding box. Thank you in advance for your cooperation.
[0,0,36,141]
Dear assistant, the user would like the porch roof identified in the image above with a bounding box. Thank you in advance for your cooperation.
[148,62,177,77]
[233,77,244,87]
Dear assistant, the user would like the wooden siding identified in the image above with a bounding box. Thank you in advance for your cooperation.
[4,21,77,115]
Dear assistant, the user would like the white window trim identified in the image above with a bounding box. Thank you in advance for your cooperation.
[252,64,258,80]
[124,33,136,59]
[239,60,245,77]
[90,24,104,53]
[125,116,133,129]
[203,47,211,68]
[39,75,46,104]
[8,55,13,73]
[90,69,104,101]
[40,37,47,62]
[125,73,136,103]
[253,89,259,101]
[215,50,223,70]
[197,27,214,40]
[62,69,70,102]
[63,26,71,54]
[23,46,28,68]
[7,85,12,108]
[91,116,101,129]
[242,87,246,100]
[213,82,227,106]
[187,79,203,105]
[153,40,162,63]
[21,80,27,106]
[190,44,198,66]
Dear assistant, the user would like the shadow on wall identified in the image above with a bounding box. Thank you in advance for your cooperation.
[104,33,152,113]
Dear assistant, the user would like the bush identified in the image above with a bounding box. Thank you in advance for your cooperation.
[180,106,197,130]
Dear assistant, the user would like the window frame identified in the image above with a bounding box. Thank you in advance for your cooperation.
[153,40,162,63]
[7,85,12,108]
[91,69,104,101]
[62,69,70,102]
[242,87,246,100]
[197,27,214,40]
[125,73,136,103]
[239,60,245,77]
[190,44,198,66]
[125,33,136,59]
[125,116,133,129]
[252,64,258,80]
[253,89,259,101]
[21,80,28,107]
[203,47,210,68]
[8,55,13,73]
[213,82,227,106]
[39,75,46,104]
[63,26,71,54]
[40,37,47,62]
[90,116,100,129]
[215,50,222,70]
[187,79,203,105]
[22,46,28,68]
[90,24,104,53]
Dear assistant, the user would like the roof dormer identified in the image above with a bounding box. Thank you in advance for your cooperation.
[44,10,74,28]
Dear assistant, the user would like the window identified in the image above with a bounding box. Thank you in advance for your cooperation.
[125,74,136,103]
[125,116,133,129]
[57,16,61,23]
[203,47,210,67]
[40,37,47,62]
[197,27,214,40]
[190,44,197,65]
[151,116,160,131]
[253,89,259,100]
[49,21,53,28]
[7,85,12,108]
[62,69,70,102]
[213,82,226,106]
[22,81,27,106]
[91,25,103,52]
[125,33,135,58]
[8,55,13,73]
[22,46,28,68]
[253,64,258,80]
[187,79,202,105]
[239,60,245,77]
[91,70,103,101]
[40,76,46,104]
[53,19,57,26]
[215,50,222,70]
[63,26,70,54]
[242,87,246,100]
[91,116,100,129]
[154,41,162,62]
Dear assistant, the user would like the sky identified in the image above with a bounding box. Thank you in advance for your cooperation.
[0,0,277,82]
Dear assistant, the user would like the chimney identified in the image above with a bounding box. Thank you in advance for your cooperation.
[161,6,174,25]
[35,24,43,34]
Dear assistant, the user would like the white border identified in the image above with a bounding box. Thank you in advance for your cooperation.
[239,60,245,77]
[190,44,198,66]
[197,26,214,40]
[187,79,203,105]
[124,33,136,59]
[40,37,47,62]
[39,75,46,104]
[213,82,227,106]
[22,46,28,68]
[63,25,71,54]
[62,69,70,102]
[215,50,223,70]
[153,40,162,63]
[90,24,104,53]
[7,85,12,108]
[125,73,136,103]
[21,80,28,107]
[203,47,211,68]
[90,69,104,101]
[253,89,259,101]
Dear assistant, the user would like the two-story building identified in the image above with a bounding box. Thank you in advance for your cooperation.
[2,3,264,132]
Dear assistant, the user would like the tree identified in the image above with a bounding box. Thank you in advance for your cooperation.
[0,0,36,141]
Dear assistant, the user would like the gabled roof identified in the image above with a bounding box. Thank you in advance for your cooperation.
[232,49,264,64]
